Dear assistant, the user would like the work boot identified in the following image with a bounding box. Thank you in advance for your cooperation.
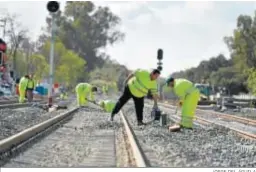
[137,121,146,126]
[180,125,193,130]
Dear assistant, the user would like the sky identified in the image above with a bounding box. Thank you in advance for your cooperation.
[0,1,256,77]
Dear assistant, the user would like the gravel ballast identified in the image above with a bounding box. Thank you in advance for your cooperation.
[2,104,130,167]
[0,100,76,141]
[122,102,256,167]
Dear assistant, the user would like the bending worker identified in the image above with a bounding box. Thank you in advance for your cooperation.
[165,77,200,131]
[99,100,116,113]
[75,83,97,107]
[110,69,160,126]
[19,75,29,103]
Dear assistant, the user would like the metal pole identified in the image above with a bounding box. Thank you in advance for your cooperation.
[48,13,55,107]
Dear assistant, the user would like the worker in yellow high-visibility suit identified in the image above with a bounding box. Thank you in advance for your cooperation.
[26,74,35,102]
[166,77,200,131]
[75,83,98,106]
[110,69,160,126]
[99,100,116,113]
[19,75,29,103]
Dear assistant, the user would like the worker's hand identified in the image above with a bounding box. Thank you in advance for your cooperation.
[177,100,182,107]
[152,105,159,111]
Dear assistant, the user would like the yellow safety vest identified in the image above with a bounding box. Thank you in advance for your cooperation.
[76,83,95,101]
[128,69,158,98]
[27,79,35,89]
[173,79,198,101]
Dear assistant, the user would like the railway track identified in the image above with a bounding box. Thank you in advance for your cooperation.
[159,101,256,126]
[0,103,148,167]
[157,102,256,140]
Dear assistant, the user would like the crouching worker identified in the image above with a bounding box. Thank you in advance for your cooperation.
[99,100,116,113]
[166,77,200,131]
[75,83,97,107]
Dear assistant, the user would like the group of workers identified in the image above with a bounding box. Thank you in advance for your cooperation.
[18,74,35,103]
[75,68,200,132]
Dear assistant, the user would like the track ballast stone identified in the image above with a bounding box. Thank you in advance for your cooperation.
[122,104,256,167]
[2,106,120,167]
[0,106,72,141]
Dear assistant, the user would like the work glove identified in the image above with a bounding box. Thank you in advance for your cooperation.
[179,101,183,107]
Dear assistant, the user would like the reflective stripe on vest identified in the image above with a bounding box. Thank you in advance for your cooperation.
[131,77,149,95]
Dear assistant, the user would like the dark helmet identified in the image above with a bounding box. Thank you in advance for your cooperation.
[166,77,174,85]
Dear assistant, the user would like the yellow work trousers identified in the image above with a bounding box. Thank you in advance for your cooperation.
[19,89,26,103]
[181,89,200,128]
[75,86,88,106]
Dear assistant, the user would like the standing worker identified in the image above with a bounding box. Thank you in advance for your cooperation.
[99,100,116,113]
[26,74,35,102]
[18,75,29,103]
[110,69,160,126]
[165,77,200,131]
[75,83,98,107]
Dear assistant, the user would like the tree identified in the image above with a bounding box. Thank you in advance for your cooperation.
[247,68,256,95]
[42,39,86,87]
[28,54,49,80]
[42,1,125,72]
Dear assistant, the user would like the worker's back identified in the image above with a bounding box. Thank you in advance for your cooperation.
[173,79,194,98]
[128,69,157,98]
[76,83,92,92]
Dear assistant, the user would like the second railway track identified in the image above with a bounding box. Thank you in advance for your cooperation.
[123,103,256,167]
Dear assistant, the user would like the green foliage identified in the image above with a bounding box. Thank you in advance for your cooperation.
[44,1,125,72]
[42,39,86,87]
[5,1,126,88]
[171,12,256,95]
[28,54,49,80]
[89,60,129,91]
[247,68,256,95]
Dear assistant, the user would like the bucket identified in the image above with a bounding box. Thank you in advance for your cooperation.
[35,86,44,95]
